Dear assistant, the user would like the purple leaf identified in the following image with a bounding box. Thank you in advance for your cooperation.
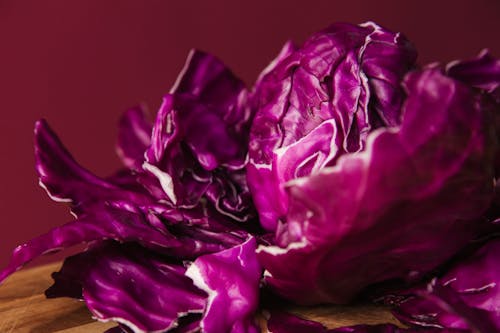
[266,311,465,333]
[47,241,207,333]
[35,119,154,211]
[186,237,262,333]
[386,239,500,332]
[116,106,153,170]
[0,203,182,284]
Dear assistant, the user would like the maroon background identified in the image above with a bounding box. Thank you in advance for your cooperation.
[1,0,499,268]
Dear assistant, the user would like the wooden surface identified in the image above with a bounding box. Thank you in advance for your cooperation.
[0,262,400,332]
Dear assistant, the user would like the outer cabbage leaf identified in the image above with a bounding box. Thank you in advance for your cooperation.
[445,50,500,186]
[383,239,500,332]
[35,119,155,213]
[266,311,466,332]
[0,202,182,283]
[248,22,417,231]
[446,49,500,94]
[186,237,262,333]
[46,241,207,333]
[257,69,496,304]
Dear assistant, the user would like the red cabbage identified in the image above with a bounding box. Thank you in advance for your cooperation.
[250,23,498,304]
[1,21,499,333]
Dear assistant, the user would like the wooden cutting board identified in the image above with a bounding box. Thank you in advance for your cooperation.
[0,262,400,332]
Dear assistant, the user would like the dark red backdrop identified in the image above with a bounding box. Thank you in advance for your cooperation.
[1,0,499,267]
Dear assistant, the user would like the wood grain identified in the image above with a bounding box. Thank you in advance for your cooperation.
[0,262,400,332]
[0,263,115,333]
